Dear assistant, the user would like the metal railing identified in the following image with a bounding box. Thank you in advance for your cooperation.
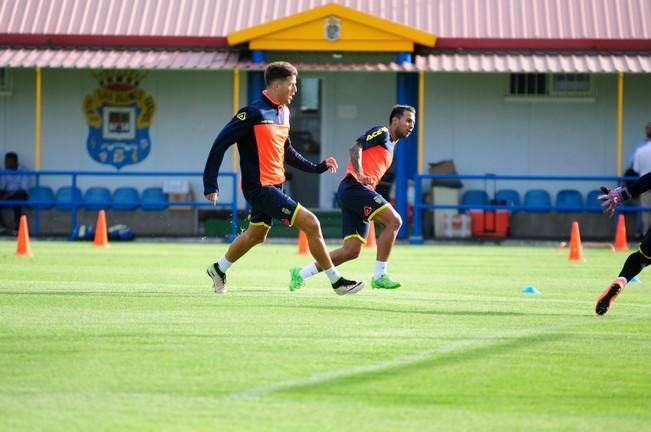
[0,170,238,240]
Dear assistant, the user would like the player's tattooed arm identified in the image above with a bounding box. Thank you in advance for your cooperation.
[349,142,363,176]
[349,142,372,185]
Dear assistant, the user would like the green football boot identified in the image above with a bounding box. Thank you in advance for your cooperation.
[371,274,402,289]
[289,267,305,291]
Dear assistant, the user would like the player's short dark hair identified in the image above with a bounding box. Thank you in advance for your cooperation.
[5,152,17,161]
[389,104,416,123]
[264,62,298,86]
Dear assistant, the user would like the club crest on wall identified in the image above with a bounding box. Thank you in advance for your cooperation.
[324,16,341,41]
[83,70,156,169]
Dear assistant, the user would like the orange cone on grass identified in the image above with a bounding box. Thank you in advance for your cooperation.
[93,209,109,248]
[365,221,376,248]
[297,229,308,255]
[613,213,628,251]
[568,221,584,261]
[16,215,32,257]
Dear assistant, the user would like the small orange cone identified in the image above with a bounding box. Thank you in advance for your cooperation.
[568,221,584,262]
[93,210,109,248]
[365,221,376,248]
[16,215,32,257]
[297,229,308,255]
[613,214,628,251]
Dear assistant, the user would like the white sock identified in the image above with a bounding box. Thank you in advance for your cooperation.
[324,267,342,283]
[374,261,388,279]
[218,256,233,272]
[300,263,320,280]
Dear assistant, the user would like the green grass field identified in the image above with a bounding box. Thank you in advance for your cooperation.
[1,240,651,431]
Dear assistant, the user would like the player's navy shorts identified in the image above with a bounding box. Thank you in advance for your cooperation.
[243,184,301,229]
[336,174,389,243]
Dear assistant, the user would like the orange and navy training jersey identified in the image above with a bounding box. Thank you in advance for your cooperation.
[203,91,328,194]
[345,126,396,190]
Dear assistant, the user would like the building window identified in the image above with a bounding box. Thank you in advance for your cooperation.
[508,73,592,98]
[300,78,320,113]
[550,73,591,95]
[510,73,547,96]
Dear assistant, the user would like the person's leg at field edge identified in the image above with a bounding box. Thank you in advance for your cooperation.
[596,227,651,315]
[290,204,402,290]
[368,204,402,288]
[207,222,270,294]
[292,207,363,294]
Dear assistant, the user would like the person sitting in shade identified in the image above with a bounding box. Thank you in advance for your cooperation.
[0,152,30,234]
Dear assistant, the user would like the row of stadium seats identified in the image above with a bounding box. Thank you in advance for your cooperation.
[27,186,169,210]
[461,189,605,213]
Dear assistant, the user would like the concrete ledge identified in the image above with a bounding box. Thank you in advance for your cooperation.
[509,212,627,240]
[26,208,197,236]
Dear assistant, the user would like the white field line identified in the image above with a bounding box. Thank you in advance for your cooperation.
[226,313,651,401]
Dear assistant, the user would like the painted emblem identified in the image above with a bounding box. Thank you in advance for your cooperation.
[83,70,156,169]
[324,16,341,41]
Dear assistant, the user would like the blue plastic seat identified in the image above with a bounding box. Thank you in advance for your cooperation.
[461,190,489,210]
[141,187,168,211]
[112,187,140,210]
[585,190,603,213]
[523,189,552,213]
[55,186,83,209]
[495,189,521,212]
[555,189,583,213]
[28,186,55,209]
[83,186,112,210]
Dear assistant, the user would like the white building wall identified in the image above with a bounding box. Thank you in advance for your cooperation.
[422,72,651,198]
[0,68,238,204]
[315,71,396,208]
[2,68,650,210]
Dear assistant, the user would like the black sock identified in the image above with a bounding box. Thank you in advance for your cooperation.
[619,251,651,282]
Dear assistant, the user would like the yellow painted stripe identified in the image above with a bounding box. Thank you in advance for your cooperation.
[232,67,240,172]
[417,70,424,174]
[617,72,624,177]
[35,66,42,170]
[368,203,389,221]
[289,203,302,227]
[233,67,240,114]
[344,233,367,244]
[249,221,271,230]
[250,39,413,52]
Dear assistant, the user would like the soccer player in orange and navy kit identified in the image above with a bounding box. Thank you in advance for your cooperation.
[203,61,363,295]
[290,105,416,291]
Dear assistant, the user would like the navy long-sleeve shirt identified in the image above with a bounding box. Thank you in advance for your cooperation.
[203,91,327,195]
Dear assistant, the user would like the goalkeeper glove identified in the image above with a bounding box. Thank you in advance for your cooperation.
[598,186,631,217]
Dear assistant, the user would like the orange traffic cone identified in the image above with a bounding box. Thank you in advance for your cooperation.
[365,221,376,248]
[93,210,109,248]
[613,214,628,251]
[568,221,584,262]
[297,229,308,255]
[16,215,32,257]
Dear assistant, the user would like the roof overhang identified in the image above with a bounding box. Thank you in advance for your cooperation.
[227,3,436,52]
[0,48,239,69]
[1,48,649,73]
[416,51,651,73]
